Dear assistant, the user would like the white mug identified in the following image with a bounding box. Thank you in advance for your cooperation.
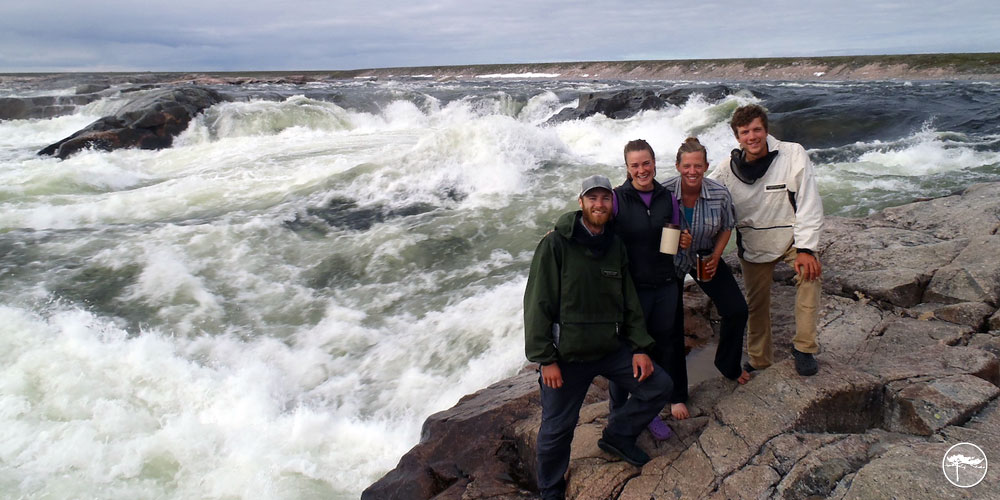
[659,224,680,255]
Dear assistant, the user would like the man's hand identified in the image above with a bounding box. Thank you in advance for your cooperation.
[793,252,822,281]
[632,353,654,382]
[541,363,563,389]
[679,229,693,250]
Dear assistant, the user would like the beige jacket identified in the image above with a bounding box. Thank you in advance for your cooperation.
[708,135,823,263]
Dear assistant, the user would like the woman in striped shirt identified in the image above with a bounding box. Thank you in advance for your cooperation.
[664,137,751,385]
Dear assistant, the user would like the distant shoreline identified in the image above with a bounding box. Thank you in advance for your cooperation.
[2,53,999,87]
[348,53,1000,82]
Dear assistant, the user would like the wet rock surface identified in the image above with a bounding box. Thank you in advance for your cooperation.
[365,182,1000,499]
[37,86,228,159]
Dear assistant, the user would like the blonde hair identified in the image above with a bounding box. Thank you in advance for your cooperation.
[675,137,708,165]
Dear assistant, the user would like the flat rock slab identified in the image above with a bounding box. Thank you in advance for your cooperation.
[821,220,964,307]
[925,234,1000,306]
[886,374,1000,435]
[874,182,1000,240]
[841,440,1000,500]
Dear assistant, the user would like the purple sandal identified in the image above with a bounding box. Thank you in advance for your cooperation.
[647,415,673,440]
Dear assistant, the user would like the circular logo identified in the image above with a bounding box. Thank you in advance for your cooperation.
[942,442,988,488]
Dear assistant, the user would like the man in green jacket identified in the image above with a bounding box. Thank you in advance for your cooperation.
[524,174,673,500]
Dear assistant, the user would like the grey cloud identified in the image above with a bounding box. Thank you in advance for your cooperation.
[1,0,998,72]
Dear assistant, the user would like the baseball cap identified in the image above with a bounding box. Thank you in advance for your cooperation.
[579,175,613,197]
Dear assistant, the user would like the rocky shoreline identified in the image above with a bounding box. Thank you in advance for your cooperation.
[348,53,1000,82]
[363,182,1000,500]
[2,53,999,92]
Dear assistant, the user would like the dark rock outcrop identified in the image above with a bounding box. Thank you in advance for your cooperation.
[365,182,1000,499]
[547,89,665,123]
[361,372,541,500]
[546,86,736,124]
[37,86,228,159]
[0,95,101,121]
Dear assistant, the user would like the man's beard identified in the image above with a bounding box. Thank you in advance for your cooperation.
[582,209,609,229]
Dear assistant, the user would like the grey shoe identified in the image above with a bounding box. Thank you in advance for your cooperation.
[792,349,818,376]
[598,431,651,467]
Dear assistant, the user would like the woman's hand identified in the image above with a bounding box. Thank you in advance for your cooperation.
[704,253,721,280]
[679,229,693,250]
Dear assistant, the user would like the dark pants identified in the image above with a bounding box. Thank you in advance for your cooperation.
[609,282,685,407]
[536,343,672,498]
[690,260,749,380]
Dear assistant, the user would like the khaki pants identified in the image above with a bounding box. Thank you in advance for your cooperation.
[740,246,820,369]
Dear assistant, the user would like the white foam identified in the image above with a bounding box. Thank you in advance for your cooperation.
[855,132,1000,176]
[0,269,526,498]
[518,90,568,124]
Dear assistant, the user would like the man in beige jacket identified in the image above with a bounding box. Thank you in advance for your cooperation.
[709,104,823,376]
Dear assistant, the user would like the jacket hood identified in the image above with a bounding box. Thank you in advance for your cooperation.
[554,210,615,257]
[554,210,579,238]
[730,134,780,184]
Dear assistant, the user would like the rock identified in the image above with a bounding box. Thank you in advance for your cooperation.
[841,442,987,500]
[75,83,109,94]
[968,332,1000,358]
[862,342,999,390]
[0,94,99,120]
[875,182,1000,240]
[820,219,964,307]
[772,432,912,500]
[718,464,781,500]
[924,234,1000,305]
[992,309,1000,330]
[620,442,716,499]
[659,85,735,107]
[831,317,974,371]
[929,301,997,330]
[38,86,228,159]
[547,89,665,123]
[885,374,1000,435]
[361,371,540,500]
[682,283,716,343]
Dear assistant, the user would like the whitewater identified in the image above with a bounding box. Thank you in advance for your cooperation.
[1,77,998,499]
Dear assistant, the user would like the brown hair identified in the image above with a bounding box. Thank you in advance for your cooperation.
[729,104,769,136]
[675,137,708,165]
[623,139,655,164]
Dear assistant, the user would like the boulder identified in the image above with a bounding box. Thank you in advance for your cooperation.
[0,94,98,120]
[547,89,665,123]
[38,86,228,159]
[360,371,540,500]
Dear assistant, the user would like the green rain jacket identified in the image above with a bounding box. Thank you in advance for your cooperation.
[523,211,654,364]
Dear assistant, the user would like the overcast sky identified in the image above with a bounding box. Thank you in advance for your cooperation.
[2,0,998,72]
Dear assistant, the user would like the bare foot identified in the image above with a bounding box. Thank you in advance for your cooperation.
[737,369,751,385]
[670,402,690,420]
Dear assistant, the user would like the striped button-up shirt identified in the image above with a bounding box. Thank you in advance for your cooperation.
[662,175,736,276]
